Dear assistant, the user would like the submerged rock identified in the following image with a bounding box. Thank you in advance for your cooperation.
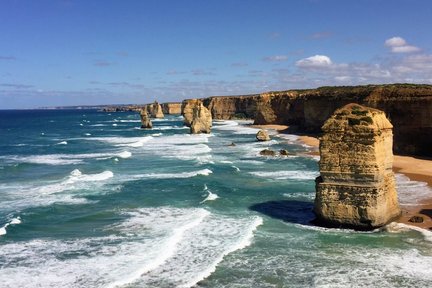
[140,109,152,129]
[259,149,276,156]
[256,129,270,141]
[314,103,401,230]
[408,216,424,223]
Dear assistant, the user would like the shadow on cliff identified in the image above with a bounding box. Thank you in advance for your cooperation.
[420,209,432,220]
[249,200,315,225]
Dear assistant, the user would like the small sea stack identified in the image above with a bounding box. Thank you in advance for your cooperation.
[149,101,164,118]
[256,129,270,141]
[140,109,152,129]
[314,103,401,230]
[182,99,212,134]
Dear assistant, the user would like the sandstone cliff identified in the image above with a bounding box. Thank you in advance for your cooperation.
[199,84,432,156]
[182,99,212,134]
[314,104,401,230]
[161,102,182,115]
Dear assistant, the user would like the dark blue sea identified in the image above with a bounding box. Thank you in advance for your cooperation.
[0,109,431,287]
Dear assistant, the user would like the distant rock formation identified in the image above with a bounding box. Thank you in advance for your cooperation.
[161,102,182,115]
[181,99,212,134]
[147,101,164,118]
[256,130,270,141]
[314,104,401,230]
[140,109,152,129]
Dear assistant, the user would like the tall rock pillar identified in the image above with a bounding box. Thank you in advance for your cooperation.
[181,99,212,134]
[314,103,401,230]
[140,109,152,129]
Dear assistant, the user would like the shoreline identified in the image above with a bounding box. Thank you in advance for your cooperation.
[254,124,432,231]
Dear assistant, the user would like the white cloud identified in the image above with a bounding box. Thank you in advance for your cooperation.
[385,37,407,47]
[296,55,332,68]
[385,36,420,53]
[263,55,288,62]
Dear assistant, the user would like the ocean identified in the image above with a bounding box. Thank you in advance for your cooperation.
[0,109,431,288]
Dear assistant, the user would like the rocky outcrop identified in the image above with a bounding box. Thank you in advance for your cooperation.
[182,99,212,134]
[182,99,201,127]
[314,104,401,230]
[140,110,152,129]
[256,130,270,141]
[161,102,182,115]
[198,84,432,157]
[146,101,164,118]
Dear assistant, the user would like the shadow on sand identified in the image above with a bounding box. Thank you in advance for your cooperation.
[249,200,315,225]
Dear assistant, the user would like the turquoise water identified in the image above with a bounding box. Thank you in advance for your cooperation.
[0,109,431,288]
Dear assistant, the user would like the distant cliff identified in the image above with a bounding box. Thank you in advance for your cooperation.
[161,102,182,115]
[198,84,432,156]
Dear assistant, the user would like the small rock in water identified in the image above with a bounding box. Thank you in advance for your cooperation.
[259,149,276,156]
[228,142,236,147]
[408,215,424,223]
[279,149,290,156]
[256,129,270,141]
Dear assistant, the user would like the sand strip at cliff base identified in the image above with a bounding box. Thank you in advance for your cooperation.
[250,124,289,131]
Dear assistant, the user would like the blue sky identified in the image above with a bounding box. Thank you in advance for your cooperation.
[1,0,432,108]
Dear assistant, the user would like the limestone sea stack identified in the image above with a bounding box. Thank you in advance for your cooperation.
[182,99,212,134]
[256,129,270,141]
[314,103,401,230]
[149,101,164,118]
[140,109,152,129]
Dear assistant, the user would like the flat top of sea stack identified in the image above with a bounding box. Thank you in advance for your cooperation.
[322,103,393,133]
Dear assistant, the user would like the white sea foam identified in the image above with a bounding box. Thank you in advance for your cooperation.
[0,208,261,288]
[250,170,318,180]
[117,151,132,159]
[0,216,21,237]
[386,222,432,242]
[200,185,219,203]
[0,151,132,165]
[395,173,432,205]
[135,169,212,180]
[0,169,113,212]
[232,165,240,172]
[212,120,259,135]
[56,141,68,145]
[84,133,91,136]
[112,123,118,127]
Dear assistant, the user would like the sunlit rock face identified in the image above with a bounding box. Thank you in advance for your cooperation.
[140,109,152,129]
[182,99,212,134]
[314,103,401,230]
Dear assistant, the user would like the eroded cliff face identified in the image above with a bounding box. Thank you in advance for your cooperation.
[314,104,401,230]
[161,102,182,115]
[199,84,432,156]
[182,99,212,134]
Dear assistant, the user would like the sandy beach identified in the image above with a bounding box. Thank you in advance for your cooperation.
[256,125,432,230]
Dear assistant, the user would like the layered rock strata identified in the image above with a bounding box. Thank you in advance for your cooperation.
[314,104,401,230]
[198,84,432,156]
[161,102,182,115]
[182,99,212,134]
[140,110,152,129]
